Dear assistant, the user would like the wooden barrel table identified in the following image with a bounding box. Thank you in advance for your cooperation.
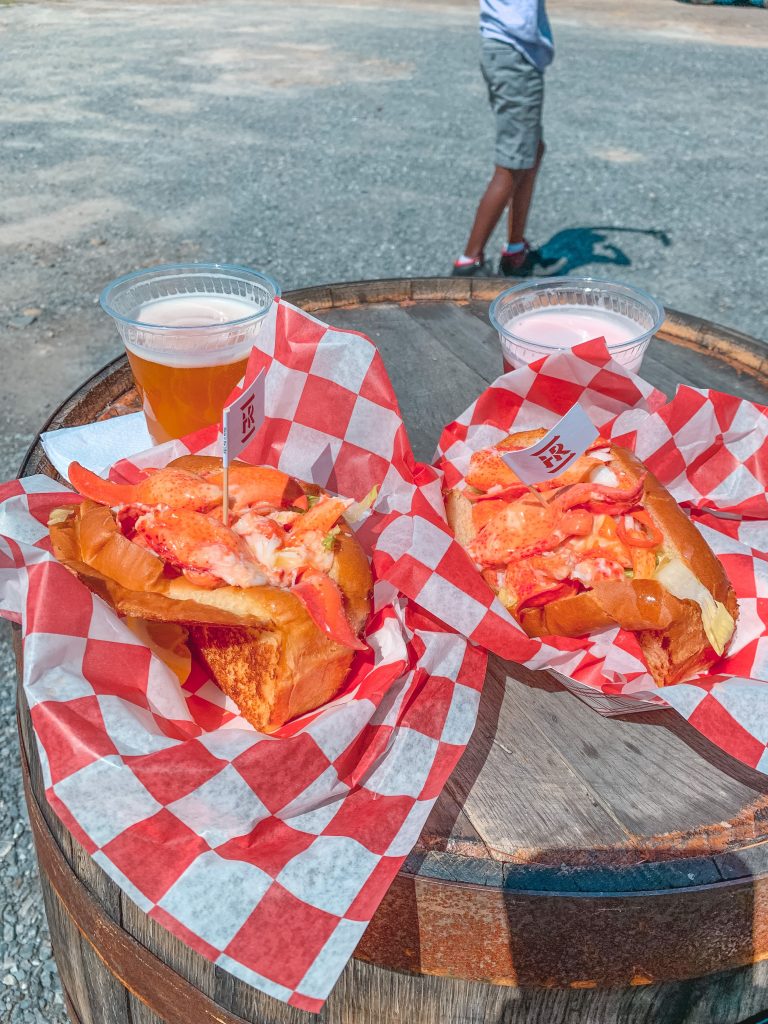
[14,278,768,1024]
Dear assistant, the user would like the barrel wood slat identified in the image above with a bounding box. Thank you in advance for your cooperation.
[13,278,768,1024]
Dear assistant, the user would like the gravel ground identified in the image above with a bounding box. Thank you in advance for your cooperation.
[0,1,767,1021]
[0,626,65,1022]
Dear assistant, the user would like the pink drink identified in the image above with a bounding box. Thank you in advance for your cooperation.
[508,307,638,348]
[502,306,647,373]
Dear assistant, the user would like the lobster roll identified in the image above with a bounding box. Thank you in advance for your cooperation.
[446,430,738,686]
[49,455,372,732]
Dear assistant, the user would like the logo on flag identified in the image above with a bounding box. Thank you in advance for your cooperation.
[500,404,599,485]
[222,369,266,466]
[240,397,257,443]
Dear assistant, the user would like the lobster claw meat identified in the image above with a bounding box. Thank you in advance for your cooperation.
[508,508,595,562]
[470,498,595,567]
[68,462,222,512]
[466,482,529,504]
[69,462,142,506]
[552,475,645,516]
[134,508,269,589]
[200,464,301,514]
[288,497,350,540]
[291,571,366,650]
[465,448,520,493]
[466,439,613,497]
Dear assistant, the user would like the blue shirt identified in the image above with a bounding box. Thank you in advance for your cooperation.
[479,0,554,72]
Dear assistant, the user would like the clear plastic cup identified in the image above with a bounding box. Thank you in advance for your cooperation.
[489,277,665,374]
[100,263,280,443]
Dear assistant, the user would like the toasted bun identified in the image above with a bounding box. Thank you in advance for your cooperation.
[446,431,738,686]
[445,488,475,552]
[49,460,372,732]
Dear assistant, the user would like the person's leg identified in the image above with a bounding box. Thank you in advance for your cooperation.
[453,41,542,275]
[452,41,522,274]
[496,55,544,276]
[463,165,523,259]
[507,139,545,245]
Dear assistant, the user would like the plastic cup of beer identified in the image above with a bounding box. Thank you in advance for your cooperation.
[100,263,280,443]
[489,277,665,375]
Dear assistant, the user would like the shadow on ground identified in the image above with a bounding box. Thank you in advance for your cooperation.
[535,225,672,275]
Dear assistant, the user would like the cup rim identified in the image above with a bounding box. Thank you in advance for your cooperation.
[99,262,282,330]
[488,276,666,354]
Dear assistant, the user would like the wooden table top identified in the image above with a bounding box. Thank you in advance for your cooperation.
[20,276,768,991]
[308,283,768,872]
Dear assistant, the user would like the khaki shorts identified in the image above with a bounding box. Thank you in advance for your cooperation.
[480,38,544,170]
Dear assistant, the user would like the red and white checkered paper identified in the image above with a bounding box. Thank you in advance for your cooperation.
[0,299,487,1011]
[422,336,768,771]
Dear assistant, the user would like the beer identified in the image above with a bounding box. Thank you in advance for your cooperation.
[123,294,261,443]
[101,264,279,444]
[125,349,250,443]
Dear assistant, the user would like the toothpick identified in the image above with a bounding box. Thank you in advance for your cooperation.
[526,482,549,508]
[223,460,230,527]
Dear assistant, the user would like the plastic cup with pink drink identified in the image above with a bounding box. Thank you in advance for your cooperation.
[489,278,665,374]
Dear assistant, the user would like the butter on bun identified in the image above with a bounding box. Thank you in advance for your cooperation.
[446,430,737,686]
[49,455,372,732]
